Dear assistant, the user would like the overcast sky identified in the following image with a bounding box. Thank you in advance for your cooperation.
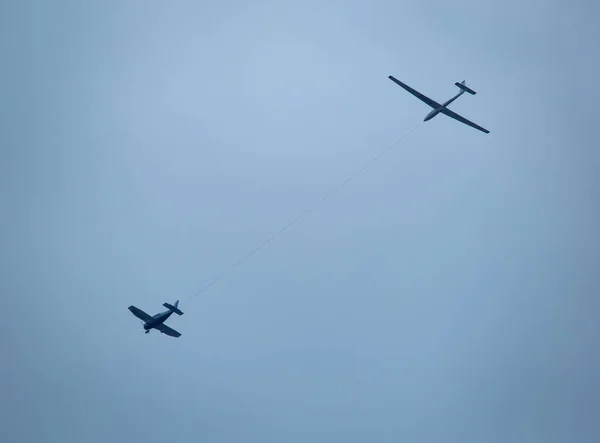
[3,1,599,442]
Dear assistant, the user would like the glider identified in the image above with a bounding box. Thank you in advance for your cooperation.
[388,76,489,134]
[128,300,183,337]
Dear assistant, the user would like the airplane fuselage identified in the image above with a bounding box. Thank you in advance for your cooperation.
[424,89,465,122]
[143,309,173,331]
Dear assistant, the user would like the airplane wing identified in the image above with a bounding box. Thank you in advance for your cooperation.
[388,76,441,109]
[440,108,490,134]
[128,305,153,322]
[155,323,181,338]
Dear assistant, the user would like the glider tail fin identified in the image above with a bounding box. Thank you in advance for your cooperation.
[163,300,184,316]
[455,81,476,95]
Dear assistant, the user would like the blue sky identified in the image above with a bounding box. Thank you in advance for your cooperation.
[3,1,599,442]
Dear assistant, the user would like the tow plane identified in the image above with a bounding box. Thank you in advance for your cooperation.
[128,300,183,338]
[388,76,489,134]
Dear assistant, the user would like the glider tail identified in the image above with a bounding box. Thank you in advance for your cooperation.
[163,300,184,316]
[455,81,476,95]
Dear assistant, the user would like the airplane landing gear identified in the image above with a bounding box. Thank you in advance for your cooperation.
[145,330,150,334]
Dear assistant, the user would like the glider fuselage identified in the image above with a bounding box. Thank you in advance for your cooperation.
[424,90,465,121]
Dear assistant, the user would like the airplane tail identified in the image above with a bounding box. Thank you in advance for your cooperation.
[163,300,184,316]
[455,81,476,95]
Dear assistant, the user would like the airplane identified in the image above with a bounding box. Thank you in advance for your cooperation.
[128,300,183,338]
[388,76,490,134]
